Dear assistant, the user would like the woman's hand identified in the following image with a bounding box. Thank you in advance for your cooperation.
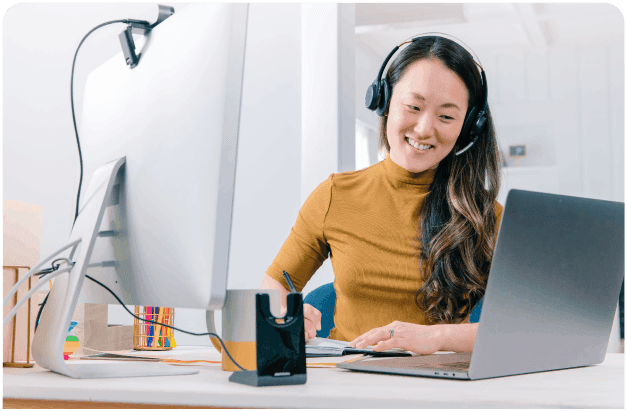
[303,303,322,340]
[348,321,445,355]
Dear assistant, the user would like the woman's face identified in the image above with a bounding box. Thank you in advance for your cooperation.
[386,58,469,173]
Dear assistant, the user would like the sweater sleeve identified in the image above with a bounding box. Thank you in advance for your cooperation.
[266,175,333,292]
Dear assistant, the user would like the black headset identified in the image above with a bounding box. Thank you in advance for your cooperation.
[365,33,488,156]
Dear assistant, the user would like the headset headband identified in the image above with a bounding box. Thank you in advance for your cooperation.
[376,32,485,85]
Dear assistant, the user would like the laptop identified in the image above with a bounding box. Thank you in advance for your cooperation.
[338,189,624,380]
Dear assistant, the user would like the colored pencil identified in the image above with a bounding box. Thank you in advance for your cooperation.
[143,306,147,347]
[154,307,164,347]
[147,306,153,347]
[160,308,168,347]
[168,308,176,348]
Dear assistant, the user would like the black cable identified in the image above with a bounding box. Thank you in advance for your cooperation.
[37,258,71,277]
[71,19,131,228]
[34,292,49,333]
[35,257,76,329]
[84,274,248,371]
[34,258,72,332]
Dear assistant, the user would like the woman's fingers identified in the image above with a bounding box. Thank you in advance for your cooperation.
[373,336,439,355]
[350,322,400,349]
[302,303,321,340]
[353,328,390,349]
[303,304,322,331]
[350,328,386,349]
[371,337,404,352]
[304,317,318,340]
[350,322,443,355]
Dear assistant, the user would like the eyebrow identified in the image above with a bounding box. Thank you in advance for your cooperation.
[410,93,461,110]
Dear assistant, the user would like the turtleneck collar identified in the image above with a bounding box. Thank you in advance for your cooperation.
[382,155,436,186]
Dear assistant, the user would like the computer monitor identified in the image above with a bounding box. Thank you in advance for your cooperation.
[30,3,248,378]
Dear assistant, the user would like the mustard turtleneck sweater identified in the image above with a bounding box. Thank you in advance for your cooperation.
[266,156,503,341]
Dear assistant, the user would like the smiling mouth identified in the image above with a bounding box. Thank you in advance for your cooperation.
[405,137,434,151]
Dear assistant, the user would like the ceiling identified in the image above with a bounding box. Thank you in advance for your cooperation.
[356,3,624,57]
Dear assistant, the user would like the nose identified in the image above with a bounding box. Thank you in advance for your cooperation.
[412,112,435,139]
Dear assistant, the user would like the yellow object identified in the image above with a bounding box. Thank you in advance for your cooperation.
[267,156,504,342]
[221,340,256,372]
[209,338,257,371]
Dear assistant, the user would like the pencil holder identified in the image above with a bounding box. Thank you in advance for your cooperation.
[133,306,176,350]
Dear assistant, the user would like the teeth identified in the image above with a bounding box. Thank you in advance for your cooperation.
[406,138,432,151]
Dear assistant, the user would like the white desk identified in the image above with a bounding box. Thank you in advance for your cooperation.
[3,347,624,408]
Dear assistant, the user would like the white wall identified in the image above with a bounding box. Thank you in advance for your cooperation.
[481,43,624,204]
[355,38,382,131]
[355,119,379,170]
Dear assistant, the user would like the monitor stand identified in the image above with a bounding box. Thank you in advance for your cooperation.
[31,157,198,378]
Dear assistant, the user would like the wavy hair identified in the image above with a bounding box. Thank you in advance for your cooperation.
[378,36,501,324]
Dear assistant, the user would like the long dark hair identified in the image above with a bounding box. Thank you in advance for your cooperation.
[378,36,501,324]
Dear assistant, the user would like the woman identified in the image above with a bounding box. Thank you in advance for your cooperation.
[261,35,503,355]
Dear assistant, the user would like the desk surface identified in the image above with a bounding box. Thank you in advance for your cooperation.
[3,347,624,408]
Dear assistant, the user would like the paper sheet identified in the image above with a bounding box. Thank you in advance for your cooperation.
[306,337,352,348]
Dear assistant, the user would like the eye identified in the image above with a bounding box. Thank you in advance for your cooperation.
[441,115,454,120]
[407,105,420,111]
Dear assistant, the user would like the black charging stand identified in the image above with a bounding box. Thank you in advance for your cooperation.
[229,293,307,387]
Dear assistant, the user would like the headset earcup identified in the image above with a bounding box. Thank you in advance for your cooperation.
[473,110,487,137]
[365,82,380,110]
[458,106,478,146]
[455,107,488,155]
[375,79,390,117]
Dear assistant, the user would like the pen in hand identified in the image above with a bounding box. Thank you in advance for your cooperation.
[283,270,318,339]
[282,270,297,293]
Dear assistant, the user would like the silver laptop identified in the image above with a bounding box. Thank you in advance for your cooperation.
[338,189,624,380]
